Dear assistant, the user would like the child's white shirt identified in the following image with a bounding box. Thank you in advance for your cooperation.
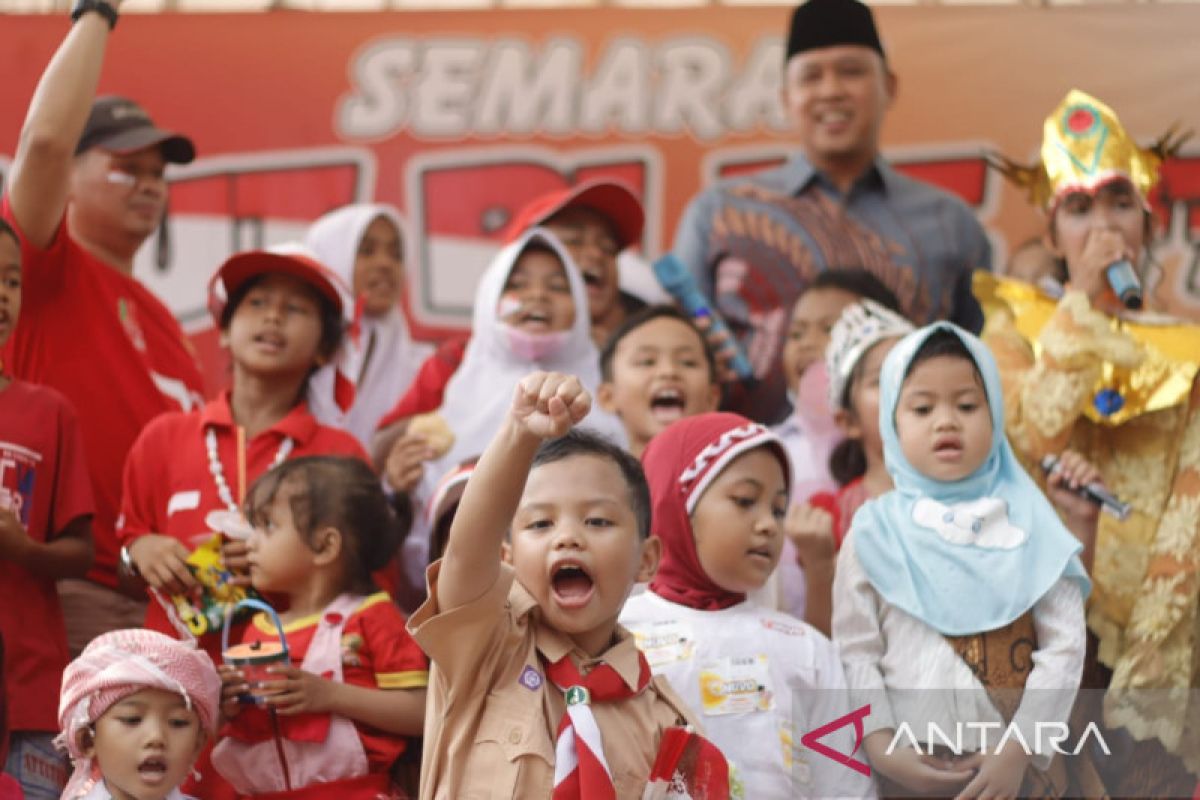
[832,531,1087,771]
[620,590,877,800]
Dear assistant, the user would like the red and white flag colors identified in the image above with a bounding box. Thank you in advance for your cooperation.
[546,653,652,800]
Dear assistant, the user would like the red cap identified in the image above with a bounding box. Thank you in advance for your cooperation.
[501,179,644,249]
[208,243,350,325]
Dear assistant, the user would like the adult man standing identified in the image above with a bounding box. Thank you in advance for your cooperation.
[673,0,991,424]
[3,1,204,653]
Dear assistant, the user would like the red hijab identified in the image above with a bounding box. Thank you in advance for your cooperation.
[644,413,791,610]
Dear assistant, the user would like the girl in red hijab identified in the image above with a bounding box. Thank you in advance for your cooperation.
[620,412,877,798]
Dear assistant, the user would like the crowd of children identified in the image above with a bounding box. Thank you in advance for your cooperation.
[2,0,1199,797]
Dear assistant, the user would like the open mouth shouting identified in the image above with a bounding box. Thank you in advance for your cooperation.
[550,560,596,609]
[514,306,554,332]
[649,387,687,425]
[137,755,169,785]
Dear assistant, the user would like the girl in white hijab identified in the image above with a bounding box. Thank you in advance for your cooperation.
[400,228,626,584]
[305,204,432,448]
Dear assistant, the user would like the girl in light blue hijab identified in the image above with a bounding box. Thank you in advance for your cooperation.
[832,322,1092,799]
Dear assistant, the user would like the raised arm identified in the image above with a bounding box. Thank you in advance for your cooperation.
[437,371,591,611]
[8,10,116,249]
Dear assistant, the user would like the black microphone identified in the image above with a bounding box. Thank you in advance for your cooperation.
[1040,454,1131,521]
[1105,259,1142,310]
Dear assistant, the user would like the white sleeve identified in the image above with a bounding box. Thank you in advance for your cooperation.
[831,535,896,736]
[1011,577,1087,771]
[800,635,880,799]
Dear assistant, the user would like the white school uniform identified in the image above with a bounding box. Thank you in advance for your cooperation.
[620,590,878,800]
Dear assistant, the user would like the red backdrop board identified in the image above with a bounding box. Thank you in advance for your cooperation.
[2,6,1199,390]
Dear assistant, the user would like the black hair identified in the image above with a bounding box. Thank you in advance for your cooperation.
[219,274,344,364]
[245,456,408,594]
[531,430,652,540]
[808,268,903,314]
[903,327,983,384]
[829,438,868,487]
[599,304,718,383]
[0,219,17,250]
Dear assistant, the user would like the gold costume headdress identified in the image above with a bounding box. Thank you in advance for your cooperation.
[989,89,1190,210]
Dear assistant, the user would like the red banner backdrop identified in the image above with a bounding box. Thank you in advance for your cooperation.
[2,6,1199,390]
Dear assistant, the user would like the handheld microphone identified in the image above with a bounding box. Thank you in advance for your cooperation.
[1105,259,1142,310]
[651,253,755,381]
[1040,454,1132,521]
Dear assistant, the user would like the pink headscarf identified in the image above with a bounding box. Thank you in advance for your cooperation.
[644,413,791,610]
[57,629,221,800]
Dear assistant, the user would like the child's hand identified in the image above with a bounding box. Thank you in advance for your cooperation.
[953,745,1030,799]
[128,534,199,595]
[261,665,338,716]
[511,372,591,439]
[691,314,739,383]
[384,433,434,494]
[0,508,31,565]
[1045,450,1103,525]
[784,503,835,567]
[218,665,247,719]
[864,731,976,794]
[220,539,252,587]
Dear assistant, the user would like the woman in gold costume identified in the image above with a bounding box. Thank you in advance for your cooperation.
[978,89,1197,796]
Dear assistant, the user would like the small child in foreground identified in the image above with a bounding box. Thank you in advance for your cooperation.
[409,371,728,799]
[56,629,221,800]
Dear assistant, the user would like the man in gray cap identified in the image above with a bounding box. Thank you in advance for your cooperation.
[3,0,204,656]
[671,0,991,425]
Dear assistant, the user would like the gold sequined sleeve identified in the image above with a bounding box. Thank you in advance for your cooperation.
[983,289,1142,464]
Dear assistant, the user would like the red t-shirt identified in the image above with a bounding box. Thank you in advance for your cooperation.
[1,199,205,588]
[0,381,93,731]
[808,477,871,550]
[375,337,467,431]
[118,392,368,658]
[224,593,428,773]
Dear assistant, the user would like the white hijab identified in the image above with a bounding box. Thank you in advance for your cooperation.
[304,204,432,448]
[399,228,625,585]
[432,227,625,476]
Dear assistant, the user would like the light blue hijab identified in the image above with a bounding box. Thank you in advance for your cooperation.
[850,322,1090,636]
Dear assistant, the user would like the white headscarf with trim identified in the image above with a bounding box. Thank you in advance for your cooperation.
[305,204,432,448]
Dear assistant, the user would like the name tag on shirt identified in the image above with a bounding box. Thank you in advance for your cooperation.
[633,619,695,667]
[698,655,774,716]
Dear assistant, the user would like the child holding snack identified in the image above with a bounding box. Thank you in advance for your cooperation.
[409,371,728,798]
[118,244,368,653]
[56,629,221,800]
[620,412,877,799]
[214,456,426,800]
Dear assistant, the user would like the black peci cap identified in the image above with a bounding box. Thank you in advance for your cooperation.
[786,0,886,63]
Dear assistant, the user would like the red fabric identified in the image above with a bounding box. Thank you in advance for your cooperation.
[222,594,426,772]
[1,199,205,588]
[498,180,644,249]
[643,413,790,611]
[646,727,730,800]
[0,773,23,800]
[236,771,389,800]
[0,381,93,732]
[808,477,871,550]
[117,392,368,662]
[545,654,651,800]
[374,337,467,431]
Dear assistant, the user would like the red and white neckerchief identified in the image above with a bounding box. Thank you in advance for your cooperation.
[546,652,652,800]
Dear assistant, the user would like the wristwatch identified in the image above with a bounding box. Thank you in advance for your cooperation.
[70,0,119,30]
[119,544,141,579]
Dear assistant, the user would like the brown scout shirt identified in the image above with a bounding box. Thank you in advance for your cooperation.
[408,561,701,799]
